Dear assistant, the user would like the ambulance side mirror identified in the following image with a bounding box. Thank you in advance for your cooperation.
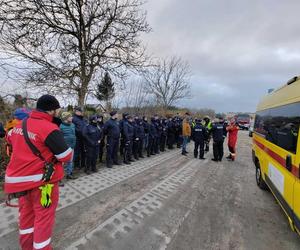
[286,155,292,172]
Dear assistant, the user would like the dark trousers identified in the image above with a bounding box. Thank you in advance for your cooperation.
[74,137,86,169]
[99,139,105,162]
[194,140,205,159]
[138,138,144,157]
[106,137,120,166]
[133,139,139,159]
[123,141,132,163]
[86,146,99,171]
[160,135,167,152]
[147,137,154,156]
[167,133,175,149]
[154,136,160,154]
[120,138,125,156]
[213,140,224,161]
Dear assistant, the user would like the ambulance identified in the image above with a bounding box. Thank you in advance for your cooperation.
[252,76,300,234]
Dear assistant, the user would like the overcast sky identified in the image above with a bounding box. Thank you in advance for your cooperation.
[141,0,300,112]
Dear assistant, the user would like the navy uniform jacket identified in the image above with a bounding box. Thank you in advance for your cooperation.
[104,118,120,139]
[192,124,207,142]
[143,121,149,134]
[82,123,101,147]
[123,120,134,141]
[149,121,158,138]
[136,122,145,139]
[72,114,87,137]
[211,123,225,142]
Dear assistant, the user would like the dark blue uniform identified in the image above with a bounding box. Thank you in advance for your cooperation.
[123,119,134,164]
[154,119,162,154]
[160,119,168,152]
[97,116,105,163]
[73,114,87,169]
[143,118,150,150]
[148,118,158,156]
[132,120,140,160]
[167,119,175,149]
[0,122,5,138]
[136,119,145,158]
[211,123,225,161]
[104,118,120,167]
[192,123,207,159]
[82,120,101,173]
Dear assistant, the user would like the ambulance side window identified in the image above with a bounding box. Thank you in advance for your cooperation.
[256,102,300,154]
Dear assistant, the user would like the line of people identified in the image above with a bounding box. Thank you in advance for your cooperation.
[69,110,187,176]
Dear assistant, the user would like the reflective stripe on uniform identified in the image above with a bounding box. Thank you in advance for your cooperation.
[33,238,51,249]
[55,147,72,160]
[19,227,34,235]
[5,174,43,183]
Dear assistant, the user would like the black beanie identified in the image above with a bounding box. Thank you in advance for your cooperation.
[110,110,117,117]
[36,95,60,111]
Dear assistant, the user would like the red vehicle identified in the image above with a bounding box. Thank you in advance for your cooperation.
[235,114,251,130]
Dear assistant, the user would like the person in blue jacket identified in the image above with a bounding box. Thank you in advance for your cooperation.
[72,106,87,170]
[0,122,5,138]
[136,118,145,158]
[82,115,102,174]
[97,115,105,163]
[148,117,158,157]
[104,111,121,168]
[211,118,225,162]
[191,119,207,160]
[132,116,140,160]
[123,115,134,164]
[60,112,77,179]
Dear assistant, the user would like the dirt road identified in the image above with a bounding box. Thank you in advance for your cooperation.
[1,131,300,249]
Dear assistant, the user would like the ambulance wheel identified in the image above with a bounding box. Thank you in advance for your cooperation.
[256,164,268,190]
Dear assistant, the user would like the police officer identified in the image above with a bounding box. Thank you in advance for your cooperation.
[167,117,175,149]
[123,115,134,164]
[82,115,102,174]
[174,116,182,148]
[203,116,213,152]
[119,113,129,156]
[104,111,120,168]
[142,116,149,152]
[148,117,157,157]
[131,116,140,160]
[97,115,105,163]
[73,106,87,170]
[192,119,207,159]
[211,118,225,162]
[154,115,161,154]
[160,118,167,152]
[136,118,145,158]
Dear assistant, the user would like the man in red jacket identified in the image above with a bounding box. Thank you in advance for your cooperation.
[5,95,72,250]
[226,118,239,161]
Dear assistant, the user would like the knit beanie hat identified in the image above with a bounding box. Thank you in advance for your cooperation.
[61,112,72,121]
[36,95,60,111]
[14,108,30,120]
[110,110,117,117]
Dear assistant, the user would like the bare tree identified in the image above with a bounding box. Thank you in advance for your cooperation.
[123,80,152,112]
[0,0,150,106]
[143,57,191,109]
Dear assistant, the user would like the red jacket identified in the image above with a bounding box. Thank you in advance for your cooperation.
[4,110,72,193]
[226,124,239,148]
